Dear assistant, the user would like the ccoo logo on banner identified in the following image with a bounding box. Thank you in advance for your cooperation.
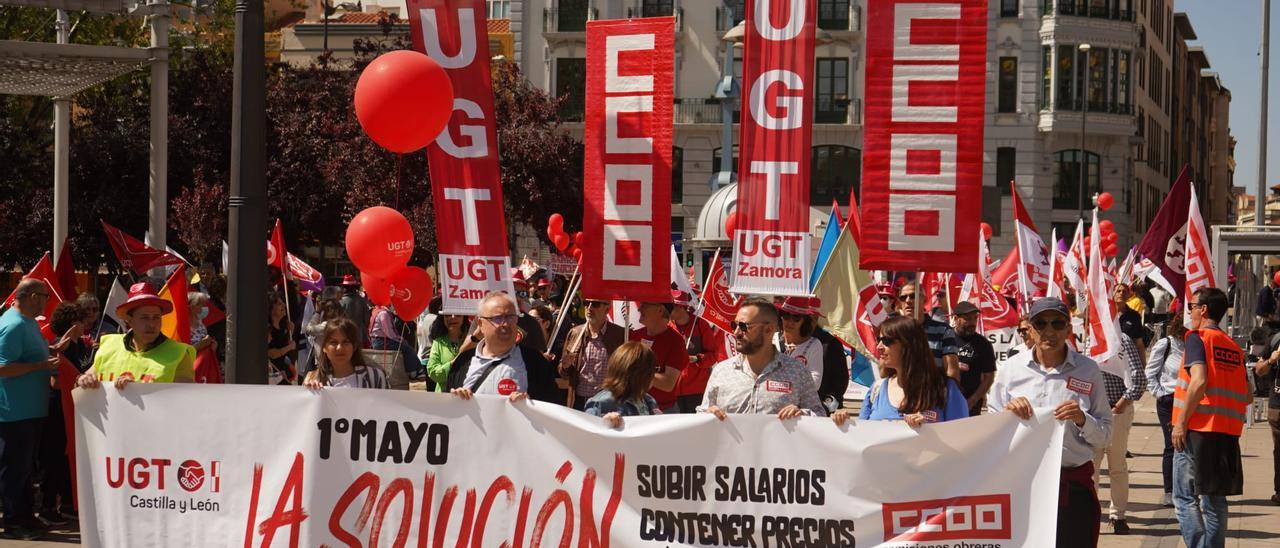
[859,0,987,272]
[732,0,817,297]
[580,17,675,302]
[409,0,515,314]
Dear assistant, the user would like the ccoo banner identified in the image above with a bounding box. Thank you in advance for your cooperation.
[581,17,675,302]
[409,0,514,314]
[76,385,1065,547]
[732,0,817,296]
[859,0,987,272]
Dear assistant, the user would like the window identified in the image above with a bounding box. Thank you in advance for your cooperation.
[487,0,511,19]
[671,147,684,203]
[998,56,1018,112]
[1041,46,1052,109]
[554,0,590,32]
[1056,45,1076,109]
[1001,0,1019,17]
[1051,222,1079,242]
[554,58,586,121]
[1052,150,1100,210]
[996,147,1017,195]
[815,58,849,123]
[982,187,1003,237]
[1136,106,1145,136]
[818,0,851,30]
[1049,45,1131,112]
[811,146,861,205]
[711,146,739,174]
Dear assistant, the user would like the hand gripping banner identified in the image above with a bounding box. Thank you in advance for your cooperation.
[859,0,987,272]
[581,17,674,302]
[732,0,817,296]
[409,0,515,314]
[76,385,1065,546]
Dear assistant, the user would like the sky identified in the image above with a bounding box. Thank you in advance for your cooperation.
[1177,0,1280,194]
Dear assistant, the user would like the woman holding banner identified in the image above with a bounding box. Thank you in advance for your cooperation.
[832,316,967,427]
[303,318,388,389]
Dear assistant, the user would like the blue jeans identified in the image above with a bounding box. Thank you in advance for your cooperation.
[1173,438,1228,548]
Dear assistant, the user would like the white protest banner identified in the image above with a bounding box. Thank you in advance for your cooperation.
[76,385,1063,547]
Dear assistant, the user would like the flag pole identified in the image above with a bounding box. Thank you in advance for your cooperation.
[1011,181,1031,310]
[545,263,581,354]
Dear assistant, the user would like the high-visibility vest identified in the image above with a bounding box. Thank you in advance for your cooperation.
[1172,328,1249,436]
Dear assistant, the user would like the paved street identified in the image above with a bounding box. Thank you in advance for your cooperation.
[6,401,1277,547]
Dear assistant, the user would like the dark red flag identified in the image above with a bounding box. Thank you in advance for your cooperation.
[1136,165,1193,296]
[54,241,77,301]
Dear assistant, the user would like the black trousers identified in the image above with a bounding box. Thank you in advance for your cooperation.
[1058,465,1100,548]
[0,418,42,526]
[1158,394,1176,493]
[38,395,72,512]
[675,394,702,414]
[1270,408,1280,495]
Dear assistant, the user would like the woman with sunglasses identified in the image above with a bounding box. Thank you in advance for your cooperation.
[833,316,967,427]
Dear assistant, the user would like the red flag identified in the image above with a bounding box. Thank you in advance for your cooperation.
[859,0,987,272]
[831,200,844,228]
[580,16,674,302]
[977,236,1019,330]
[731,0,817,296]
[1011,182,1050,299]
[408,0,516,314]
[100,221,185,274]
[846,189,863,246]
[193,346,223,384]
[202,301,226,327]
[158,265,190,344]
[1136,165,1193,297]
[4,253,63,323]
[697,251,740,335]
[268,219,287,272]
[54,242,77,301]
[1183,186,1216,323]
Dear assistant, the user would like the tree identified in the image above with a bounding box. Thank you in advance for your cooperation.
[170,170,228,265]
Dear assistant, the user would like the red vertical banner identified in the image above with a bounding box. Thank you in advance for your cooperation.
[859,0,987,272]
[408,0,514,314]
[580,17,674,302]
[732,0,817,296]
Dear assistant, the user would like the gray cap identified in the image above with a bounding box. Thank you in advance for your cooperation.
[1027,297,1070,320]
[952,301,980,315]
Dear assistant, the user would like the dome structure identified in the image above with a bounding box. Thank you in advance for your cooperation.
[692,183,835,248]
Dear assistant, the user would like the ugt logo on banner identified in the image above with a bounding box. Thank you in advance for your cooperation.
[732,0,817,297]
[408,0,515,314]
[859,0,987,272]
[580,17,675,302]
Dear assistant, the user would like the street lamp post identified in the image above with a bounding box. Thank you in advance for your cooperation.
[1078,43,1091,221]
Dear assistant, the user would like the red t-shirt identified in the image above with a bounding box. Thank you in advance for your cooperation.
[630,327,688,409]
[669,318,726,397]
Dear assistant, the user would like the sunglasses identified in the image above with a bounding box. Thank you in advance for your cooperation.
[1031,318,1069,331]
[877,336,898,346]
[1187,301,1205,309]
[898,293,916,301]
[587,301,609,308]
[732,321,766,333]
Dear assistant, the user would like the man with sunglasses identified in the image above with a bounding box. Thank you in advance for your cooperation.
[896,283,961,381]
[447,292,561,404]
[987,297,1111,547]
[558,299,625,410]
[0,279,62,540]
[698,300,826,420]
[1172,288,1247,548]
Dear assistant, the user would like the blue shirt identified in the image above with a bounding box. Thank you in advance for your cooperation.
[988,349,1112,468]
[859,377,969,423]
[0,308,52,422]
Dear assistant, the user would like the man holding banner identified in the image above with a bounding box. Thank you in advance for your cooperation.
[988,297,1112,547]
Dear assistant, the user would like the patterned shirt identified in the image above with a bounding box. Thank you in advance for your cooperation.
[1145,336,1185,398]
[697,352,827,416]
[1101,335,1147,406]
[328,365,389,389]
[924,317,959,368]
[988,348,1113,468]
[577,329,611,397]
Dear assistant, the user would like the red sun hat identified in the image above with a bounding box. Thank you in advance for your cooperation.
[778,296,823,317]
[340,274,360,287]
[116,282,173,317]
[536,277,553,288]
[671,289,693,307]
[511,268,529,288]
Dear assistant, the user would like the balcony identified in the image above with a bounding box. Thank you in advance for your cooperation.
[1038,99,1135,135]
[716,4,861,33]
[671,98,861,125]
[543,7,596,33]
[627,6,683,31]
[1041,1,1134,22]
[715,5,744,33]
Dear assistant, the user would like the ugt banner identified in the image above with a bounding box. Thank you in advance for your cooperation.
[859,0,987,272]
[732,0,816,296]
[76,386,1065,547]
[581,17,674,302]
[409,0,514,314]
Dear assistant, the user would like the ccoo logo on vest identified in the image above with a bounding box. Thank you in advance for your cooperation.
[104,456,224,514]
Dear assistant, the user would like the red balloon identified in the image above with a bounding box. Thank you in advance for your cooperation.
[389,266,433,321]
[1104,232,1119,245]
[553,233,570,252]
[1104,243,1120,257]
[1099,220,1114,233]
[548,213,565,232]
[354,50,454,153]
[573,231,585,245]
[346,206,414,278]
[546,225,559,242]
[571,247,584,261]
[980,222,993,241]
[1097,192,1115,211]
[362,272,391,306]
[724,211,739,240]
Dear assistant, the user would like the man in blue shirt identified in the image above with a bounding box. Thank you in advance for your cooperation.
[0,279,60,540]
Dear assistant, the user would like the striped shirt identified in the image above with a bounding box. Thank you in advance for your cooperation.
[924,317,959,368]
[327,365,389,389]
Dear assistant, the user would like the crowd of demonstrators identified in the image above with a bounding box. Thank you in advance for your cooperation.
[302,318,388,389]
[628,301,685,412]
[1146,311,1187,507]
[584,342,662,428]
[987,297,1112,548]
[1173,288,1248,548]
[669,290,722,413]
[835,316,967,427]
[951,301,997,416]
[559,298,625,410]
[895,282,961,380]
[698,300,826,420]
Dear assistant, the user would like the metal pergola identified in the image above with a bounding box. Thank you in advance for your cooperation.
[1211,225,1280,336]
[0,0,168,263]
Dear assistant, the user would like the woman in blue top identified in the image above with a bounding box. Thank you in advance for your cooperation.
[584,342,661,428]
[833,315,968,427]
